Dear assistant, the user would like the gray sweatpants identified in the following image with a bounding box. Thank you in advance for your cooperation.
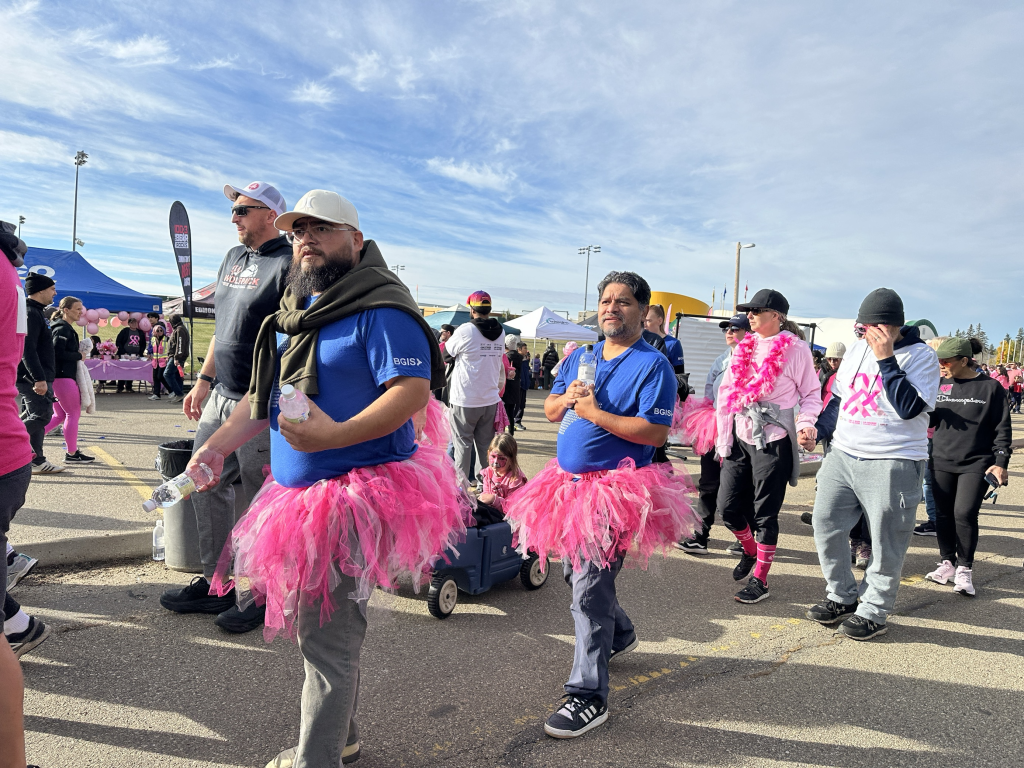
[448,403,497,482]
[192,390,270,579]
[295,571,366,768]
[812,449,924,624]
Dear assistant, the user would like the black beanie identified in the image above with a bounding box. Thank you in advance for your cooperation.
[857,288,904,326]
[24,272,55,295]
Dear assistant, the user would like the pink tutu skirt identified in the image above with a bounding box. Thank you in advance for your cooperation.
[504,458,699,572]
[676,397,718,456]
[212,443,471,641]
[420,396,451,448]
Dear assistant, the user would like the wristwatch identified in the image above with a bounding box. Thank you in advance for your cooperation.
[198,373,215,384]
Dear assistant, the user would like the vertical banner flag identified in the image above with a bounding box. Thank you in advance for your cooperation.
[168,201,193,313]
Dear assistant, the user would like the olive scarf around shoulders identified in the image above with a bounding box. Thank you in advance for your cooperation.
[248,240,446,419]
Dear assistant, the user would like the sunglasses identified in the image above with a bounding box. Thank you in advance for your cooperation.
[722,326,744,333]
[747,308,773,316]
[853,323,871,339]
[231,205,270,217]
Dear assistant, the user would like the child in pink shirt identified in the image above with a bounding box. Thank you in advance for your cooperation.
[474,433,527,526]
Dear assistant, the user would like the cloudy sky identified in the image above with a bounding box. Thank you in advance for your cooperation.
[2,1,1023,337]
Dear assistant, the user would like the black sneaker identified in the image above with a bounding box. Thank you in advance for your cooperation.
[674,539,708,554]
[6,616,50,658]
[65,450,95,463]
[609,633,638,663]
[837,615,887,641]
[215,602,266,633]
[913,520,937,536]
[160,576,236,614]
[544,694,608,738]
[733,552,757,581]
[515,421,526,430]
[805,599,857,625]
[734,576,769,604]
[726,541,743,557]
[800,512,813,526]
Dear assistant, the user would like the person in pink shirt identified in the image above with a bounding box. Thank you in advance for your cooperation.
[473,433,527,526]
[715,288,823,604]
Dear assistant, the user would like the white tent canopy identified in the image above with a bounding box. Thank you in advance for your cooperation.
[513,306,599,342]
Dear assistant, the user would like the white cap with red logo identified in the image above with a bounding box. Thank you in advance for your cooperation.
[223,181,287,218]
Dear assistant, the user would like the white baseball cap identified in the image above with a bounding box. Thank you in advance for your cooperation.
[223,181,288,218]
[274,190,360,232]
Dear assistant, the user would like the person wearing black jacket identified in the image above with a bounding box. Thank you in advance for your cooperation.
[18,273,60,474]
[163,314,190,402]
[502,335,523,436]
[114,317,146,393]
[924,337,1012,597]
[45,297,94,463]
[542,343,559,389]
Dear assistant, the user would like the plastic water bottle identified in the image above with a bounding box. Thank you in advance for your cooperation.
[577,345,597,388]
[278,384,310,423]
[152,519,165,561]
[142,463,214,513]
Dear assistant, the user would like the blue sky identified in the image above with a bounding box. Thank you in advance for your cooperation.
[2,1,1023,338]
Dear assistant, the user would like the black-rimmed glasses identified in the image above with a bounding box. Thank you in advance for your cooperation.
[286,225,357,244]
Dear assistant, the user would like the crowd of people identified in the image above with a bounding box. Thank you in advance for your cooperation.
[0,180,1017,765]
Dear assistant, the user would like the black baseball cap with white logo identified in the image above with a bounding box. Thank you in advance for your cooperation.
[719,314,751,331]
[737,288,789,315]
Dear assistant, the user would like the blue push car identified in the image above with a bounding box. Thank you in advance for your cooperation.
[427,521,548,619]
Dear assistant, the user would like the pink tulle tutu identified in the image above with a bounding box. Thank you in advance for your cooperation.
[504,458,699,572]
[421,396,451,448]
[211,443,471,641]
[677,397,718,456]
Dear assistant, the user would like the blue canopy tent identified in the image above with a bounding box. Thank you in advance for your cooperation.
[425,304,520,336]
[19,247,162,313]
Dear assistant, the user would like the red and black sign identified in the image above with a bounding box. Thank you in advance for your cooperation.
[168,201,193,314]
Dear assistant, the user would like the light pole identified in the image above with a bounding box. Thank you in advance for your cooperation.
[72,151,88,252]
[733,242,755,314]
[578,245,601,318]
[75,239,85,248]
[18,216,25,238]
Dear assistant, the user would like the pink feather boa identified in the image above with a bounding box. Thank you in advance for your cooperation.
[718,331,799,415]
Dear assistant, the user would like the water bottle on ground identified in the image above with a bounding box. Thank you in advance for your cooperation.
[278,384,310,423]
[142,463,214,513]
[577,345,597,389]
[152,519,165,561]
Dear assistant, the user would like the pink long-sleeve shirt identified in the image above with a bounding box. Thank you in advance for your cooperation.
[715,331,823,457]
[479,466,526,512]
[1,258,33,476]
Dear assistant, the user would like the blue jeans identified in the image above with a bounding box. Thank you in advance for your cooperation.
[923,462,937,522]
[563,557,634,704]
[163,361,184,397]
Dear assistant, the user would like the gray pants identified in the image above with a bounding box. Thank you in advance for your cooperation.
[449,403,497,482]
[295,571,366,768]
[17,380,53,463]
[563,557,634,705]
[1,462,32,623]
[812,449,924,624]
[192,390,270,579]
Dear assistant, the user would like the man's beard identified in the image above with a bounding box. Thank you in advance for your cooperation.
[239,228,261,248]
[601,315,642,339]
[286,247,354,297]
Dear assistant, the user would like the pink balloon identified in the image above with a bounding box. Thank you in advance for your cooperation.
[117,311,129,321]
[97,308,110,319]
[86,323,99,335]
[75,317,88,327]
[111,317,121,328]
[85,309,99,322]
[138,318,152,332]
[130,312,142,321]
[98,318,108,327]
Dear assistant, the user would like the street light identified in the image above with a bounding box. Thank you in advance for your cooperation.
[18,216,25,238]
[72,151,88,252]
[578,245,601,318]
[390,264,405,273]
[733,242,755,314]
[75,239,85,248]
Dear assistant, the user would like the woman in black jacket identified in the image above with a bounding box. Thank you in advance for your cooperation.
[44,296,94,463]
[925,337,1011,596]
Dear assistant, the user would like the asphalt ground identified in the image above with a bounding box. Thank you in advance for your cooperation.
[9,391,1024,768]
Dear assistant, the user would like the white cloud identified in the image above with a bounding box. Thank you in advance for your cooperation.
[332,51,387,91]
[291,81,335,107]
[494,138,517,153]
[106,34,177,66]
[0,131,69,166]
[426,158,517,191]
[190,57,239,71]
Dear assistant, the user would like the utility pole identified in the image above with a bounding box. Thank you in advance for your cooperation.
[733,242,755,314]
[72,151,88,251]
[578,245,601,318]
[18,216,25,238]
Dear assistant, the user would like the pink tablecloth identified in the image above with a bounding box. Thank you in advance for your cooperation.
[85,358,155,382]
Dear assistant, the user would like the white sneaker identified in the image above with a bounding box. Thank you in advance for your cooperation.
[148,394,161,401]
[265,741,360,767]
[6,552,39,591]
[953,566,976,597]
[925,560,956,585]
[167,395,183,403]
[31,460,65,474]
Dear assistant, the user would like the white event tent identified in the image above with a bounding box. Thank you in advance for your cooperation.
[514,306,598,342]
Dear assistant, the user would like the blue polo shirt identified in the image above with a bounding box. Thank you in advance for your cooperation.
[270,306,432,488]
[663,336,684,369]
[552,338,677,473]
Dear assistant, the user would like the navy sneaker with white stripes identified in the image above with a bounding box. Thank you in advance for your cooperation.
[544,694,608,738]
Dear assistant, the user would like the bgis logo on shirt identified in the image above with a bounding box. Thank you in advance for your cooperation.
[394,357,424,367]
[223,262,261,289]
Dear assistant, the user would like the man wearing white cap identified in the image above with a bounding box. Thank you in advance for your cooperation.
[161,181,291,635]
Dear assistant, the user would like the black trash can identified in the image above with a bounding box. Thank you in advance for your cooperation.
[155,439,203,573]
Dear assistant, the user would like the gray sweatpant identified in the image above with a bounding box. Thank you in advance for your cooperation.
[812,449,924,624]
[295,571,366,768]
[192,390,270,579]
[448,403,497,482]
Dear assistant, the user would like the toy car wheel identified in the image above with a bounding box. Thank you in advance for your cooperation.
[520,554,548,590]
[427,573,458,619]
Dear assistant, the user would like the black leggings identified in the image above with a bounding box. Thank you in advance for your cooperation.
[931,470,988,568]
[717,433,794,547]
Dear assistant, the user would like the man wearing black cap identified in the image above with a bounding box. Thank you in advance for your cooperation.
[805,288,939,640]
[715,289,822,603]
[677,314,749,554]
[18,273,62,474]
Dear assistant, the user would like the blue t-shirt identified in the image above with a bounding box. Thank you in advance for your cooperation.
[270,306,432,488]
[552,338,677,473]
[663,336,684,369]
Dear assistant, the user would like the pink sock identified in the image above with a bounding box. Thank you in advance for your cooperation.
[753,543,777,583]
[733,527,756,557]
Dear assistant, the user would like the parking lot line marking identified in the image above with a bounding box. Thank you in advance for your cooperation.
[84,446,152,501]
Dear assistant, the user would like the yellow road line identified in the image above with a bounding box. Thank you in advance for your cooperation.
[84,446,152,501]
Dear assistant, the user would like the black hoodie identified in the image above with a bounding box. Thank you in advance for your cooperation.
[471,316,504,341]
